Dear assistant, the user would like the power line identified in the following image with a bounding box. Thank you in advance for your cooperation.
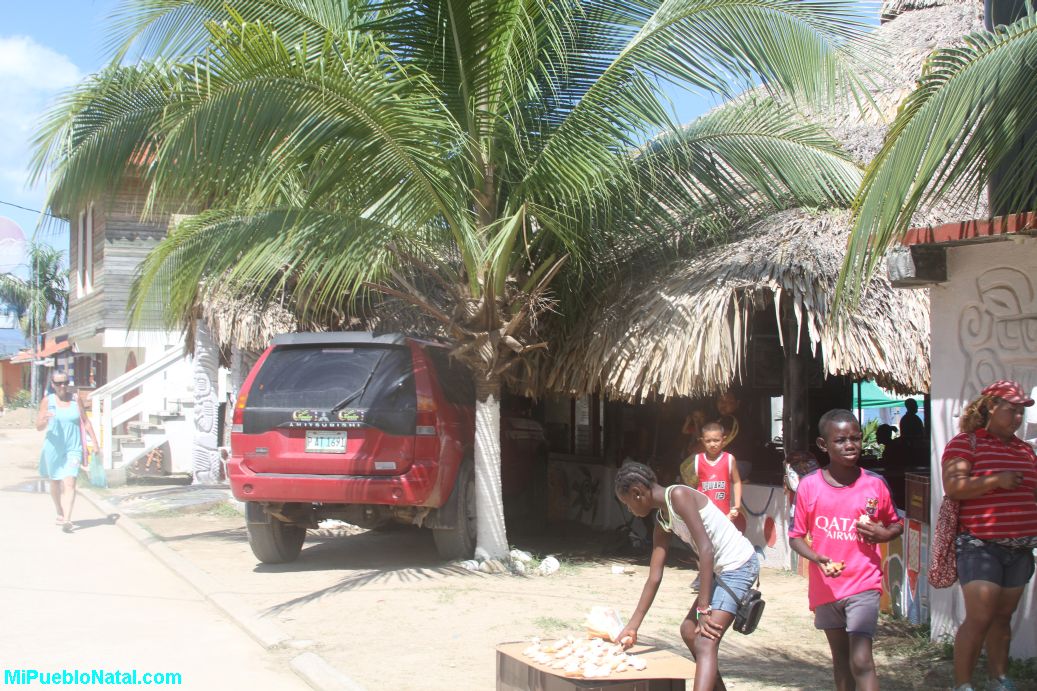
[0,199,60,219]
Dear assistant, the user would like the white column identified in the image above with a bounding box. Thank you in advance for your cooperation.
[191,320,220,484]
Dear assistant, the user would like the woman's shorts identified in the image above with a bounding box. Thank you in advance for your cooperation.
[710,554,760,615]
[956,534,1036,588]
[814,590,880,637]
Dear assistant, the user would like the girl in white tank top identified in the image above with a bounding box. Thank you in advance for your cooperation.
[614,462,759,691]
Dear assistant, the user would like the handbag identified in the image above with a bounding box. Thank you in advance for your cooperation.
[928,432,975,589]
[714,573,765,635]
[928,496,959,588]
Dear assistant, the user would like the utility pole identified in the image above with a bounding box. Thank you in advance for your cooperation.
[28,237,42,406]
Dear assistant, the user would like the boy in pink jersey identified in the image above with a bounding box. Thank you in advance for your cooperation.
[789,409,903,691]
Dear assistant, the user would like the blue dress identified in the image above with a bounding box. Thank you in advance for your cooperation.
[39,394,84,480]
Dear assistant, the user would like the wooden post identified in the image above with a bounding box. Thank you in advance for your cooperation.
[782,298,810,454]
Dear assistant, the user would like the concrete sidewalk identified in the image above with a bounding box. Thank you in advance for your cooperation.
[0,428,310,690]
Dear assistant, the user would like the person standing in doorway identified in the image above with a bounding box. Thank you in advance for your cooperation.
[685,422,742,521]
[36,371,98,532]
[899,399,924,440]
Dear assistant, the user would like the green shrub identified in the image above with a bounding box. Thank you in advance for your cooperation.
[9,390,31,409]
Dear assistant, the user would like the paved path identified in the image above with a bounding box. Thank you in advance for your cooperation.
[0,428,310,691]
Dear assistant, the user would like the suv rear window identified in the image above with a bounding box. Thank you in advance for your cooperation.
[248,345,416,411]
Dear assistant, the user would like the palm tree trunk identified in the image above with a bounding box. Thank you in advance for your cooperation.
[473,372,508,560]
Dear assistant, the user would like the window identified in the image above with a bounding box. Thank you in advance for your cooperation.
[248,345,415,410]
[85,203,94,293]
[425,348,475,406]
[76,210,85,297]
[75,203,95,296]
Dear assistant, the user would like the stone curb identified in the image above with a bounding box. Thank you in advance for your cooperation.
[290,653,367,691]
[78,487,366,691]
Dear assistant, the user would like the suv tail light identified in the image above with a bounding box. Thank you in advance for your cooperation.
[416,393,436,436]
[231,389,249,433]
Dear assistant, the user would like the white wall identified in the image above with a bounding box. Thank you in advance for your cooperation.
[928,238,1037,656]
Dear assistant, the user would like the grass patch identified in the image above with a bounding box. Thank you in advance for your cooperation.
[1008,656,1037,684]
[532,616,570,634]
[432,587,467,604]
[205,502,245,519]
[144,501,243,519]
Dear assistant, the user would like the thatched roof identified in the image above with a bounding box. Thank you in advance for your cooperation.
[200,285,303,352]
[544,2,984,403]
[545,210,930,402]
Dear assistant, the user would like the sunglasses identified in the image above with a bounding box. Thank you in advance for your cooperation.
[52,381,69,387]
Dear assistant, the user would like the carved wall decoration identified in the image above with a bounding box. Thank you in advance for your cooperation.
[956,266,1037,410]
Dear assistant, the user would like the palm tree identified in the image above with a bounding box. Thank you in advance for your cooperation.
[0,242,68,338]
[33,0,871,559]
[840,8,1037,300]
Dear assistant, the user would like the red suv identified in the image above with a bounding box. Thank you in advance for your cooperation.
[228,332,547,563]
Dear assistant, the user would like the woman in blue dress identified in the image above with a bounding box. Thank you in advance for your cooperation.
[36,371,98,532]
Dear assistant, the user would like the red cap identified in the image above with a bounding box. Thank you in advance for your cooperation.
[981,380,1035,407]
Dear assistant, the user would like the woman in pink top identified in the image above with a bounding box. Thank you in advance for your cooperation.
[942,380,1037,691]
[789,409,903,691]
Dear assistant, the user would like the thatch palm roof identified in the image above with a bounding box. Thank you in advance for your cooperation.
[199,284,302,352]
[546,210,930,402]
[544,1,984,403]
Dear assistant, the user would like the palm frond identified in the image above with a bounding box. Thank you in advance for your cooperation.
[106,0,374,61]
[128,208,436,331]
[29,64,175,216]
[840,10,1037,304]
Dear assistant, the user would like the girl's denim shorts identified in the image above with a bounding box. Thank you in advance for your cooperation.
[710,553,760,614]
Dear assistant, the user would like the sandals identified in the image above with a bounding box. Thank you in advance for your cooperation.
[62,522,74,533]
[54,516,65,525]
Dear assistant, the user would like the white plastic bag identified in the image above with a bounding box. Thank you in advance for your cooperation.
[585,605,623,642]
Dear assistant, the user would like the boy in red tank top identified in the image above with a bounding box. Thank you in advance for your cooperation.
[681,422,742,519]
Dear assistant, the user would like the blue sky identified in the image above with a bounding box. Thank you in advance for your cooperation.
[1,1,120,277]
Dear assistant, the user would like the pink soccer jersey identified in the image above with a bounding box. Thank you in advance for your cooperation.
[789,469,901,610]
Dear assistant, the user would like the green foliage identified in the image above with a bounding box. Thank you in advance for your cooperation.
[9,390,32,409]
[861,418,881,457]
[34,0,874,349]
[0,242,69,338]
[531,616,569,633]
[1008,656,1037,683]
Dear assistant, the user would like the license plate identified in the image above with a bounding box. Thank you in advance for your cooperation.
[305,430,347,453]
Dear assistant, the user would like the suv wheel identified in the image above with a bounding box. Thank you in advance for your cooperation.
[433,461,476,560]
[245,502,307,564]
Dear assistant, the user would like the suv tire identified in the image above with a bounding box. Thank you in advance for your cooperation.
[245,502,307,564]
[433,461,476,560]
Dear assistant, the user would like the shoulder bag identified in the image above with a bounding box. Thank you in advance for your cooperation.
[928,433,975,589]
[714,573,765,635]
[928,497,959,588]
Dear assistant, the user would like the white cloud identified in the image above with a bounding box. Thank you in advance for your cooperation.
[0,36,81,221]
[0,36,81,91]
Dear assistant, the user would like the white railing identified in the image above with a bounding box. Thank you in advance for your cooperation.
[91,347,185,469]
